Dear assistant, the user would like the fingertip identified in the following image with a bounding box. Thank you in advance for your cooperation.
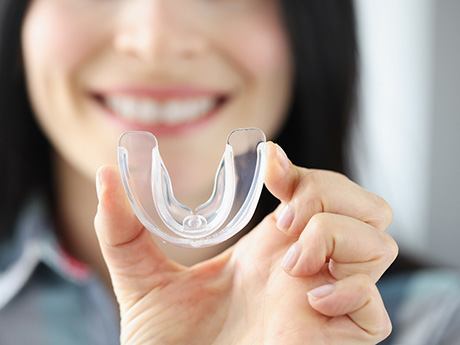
[287,230,328,277]
[274,142,290,172]
[307,278,391,342]
[96,165,127,211]
[276,203,295,233]
[281,242,301,272]
[96,164,120,190]
[264,142,298,202]
[96,165,115,183]
[96,165,110,201]
[307,275,374,317]
[307,283,344,317]
[94,165,142,247]
[307,283,336,300]
[265,142,290,178]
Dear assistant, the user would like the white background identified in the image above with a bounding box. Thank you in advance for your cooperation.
[354,0,460,266]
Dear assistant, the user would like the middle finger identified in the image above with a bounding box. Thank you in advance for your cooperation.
[281,212,398,282]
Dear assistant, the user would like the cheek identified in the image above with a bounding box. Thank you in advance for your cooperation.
[216,8,292,137]
[220,10,291,80]
[237,30,288,75]
[22,1,104,79]
[21,0,115,179]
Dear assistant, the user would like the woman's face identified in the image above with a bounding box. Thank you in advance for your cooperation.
[22,0,292,206]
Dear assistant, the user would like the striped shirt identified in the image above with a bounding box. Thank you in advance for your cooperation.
[1,197,459,345]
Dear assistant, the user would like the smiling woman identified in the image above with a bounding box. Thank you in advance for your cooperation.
[2,1,454,345]
[21,0,292,211]
[0,0,356,242]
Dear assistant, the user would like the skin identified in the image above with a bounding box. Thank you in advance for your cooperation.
[96,145,397,344]
[21,0,398,343]
[22,0,292,267]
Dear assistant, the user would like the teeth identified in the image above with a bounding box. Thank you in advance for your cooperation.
[138,100,159,123]
[105,96,216,124]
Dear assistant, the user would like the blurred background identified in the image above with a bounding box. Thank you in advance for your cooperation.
[353,0,460,266]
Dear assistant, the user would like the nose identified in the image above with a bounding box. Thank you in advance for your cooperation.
[113,0,207,62]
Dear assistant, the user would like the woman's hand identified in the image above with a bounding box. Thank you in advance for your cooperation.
[94,142,397,345]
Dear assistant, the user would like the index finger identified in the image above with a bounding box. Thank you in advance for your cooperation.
[264,142,393,235]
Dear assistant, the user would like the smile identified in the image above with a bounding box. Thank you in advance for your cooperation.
[106,96,221,124]
[91,88,229,134]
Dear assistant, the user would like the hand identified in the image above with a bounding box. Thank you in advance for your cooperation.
[94,142,397,345]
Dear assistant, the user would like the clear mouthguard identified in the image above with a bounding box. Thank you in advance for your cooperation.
[117,128,267,248]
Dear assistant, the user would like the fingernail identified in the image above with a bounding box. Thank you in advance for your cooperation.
[276,144,290,172]
[276,204,294,231]
[308,284,335,299]
[282,243,300,271]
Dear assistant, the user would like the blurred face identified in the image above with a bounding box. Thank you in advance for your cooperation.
[22,0,292,206]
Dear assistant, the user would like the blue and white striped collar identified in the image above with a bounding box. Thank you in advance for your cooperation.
[0,196,91,310]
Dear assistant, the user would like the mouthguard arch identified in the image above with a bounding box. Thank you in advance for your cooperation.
[117,128,267,248]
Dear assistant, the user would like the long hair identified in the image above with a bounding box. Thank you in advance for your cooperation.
[260,0,358,215]
[0,0,53,240]
[0,1,357,240]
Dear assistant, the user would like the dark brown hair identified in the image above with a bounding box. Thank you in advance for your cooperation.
[0,0,357,240]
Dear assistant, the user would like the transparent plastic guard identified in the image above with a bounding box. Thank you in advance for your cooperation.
[118,128,267,248]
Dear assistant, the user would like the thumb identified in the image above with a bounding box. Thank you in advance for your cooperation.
[264,142,300,202]
[94,165,181,301]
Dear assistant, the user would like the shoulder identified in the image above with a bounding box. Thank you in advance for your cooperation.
[379,269,460,345]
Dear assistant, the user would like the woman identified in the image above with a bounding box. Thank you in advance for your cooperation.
[0,1,453,344]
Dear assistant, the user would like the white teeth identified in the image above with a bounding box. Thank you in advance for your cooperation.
[137,100,159,123]
[105,96,217,124]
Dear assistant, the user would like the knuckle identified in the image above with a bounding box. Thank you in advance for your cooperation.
[301,197,324,224]
[354,275,392,340]
[331,170,350,183]
[382,234,399,264]
[306,169,348,189]
[295,172,325,216]
[298,170,351,216]
[301,213,331,266]
[304,169,322,183]
[299,172,322,200]
[350,274,393,341]
[374,313,393,340]
[306,213,330,236]
[354,273,375,294]
[375,195,393,228]
[382,317,393,339]
[326,170,352,188]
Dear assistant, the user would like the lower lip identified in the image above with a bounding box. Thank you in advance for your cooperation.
[92,96,225,136]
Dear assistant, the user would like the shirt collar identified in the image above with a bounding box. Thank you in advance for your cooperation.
[0,195,91,310]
